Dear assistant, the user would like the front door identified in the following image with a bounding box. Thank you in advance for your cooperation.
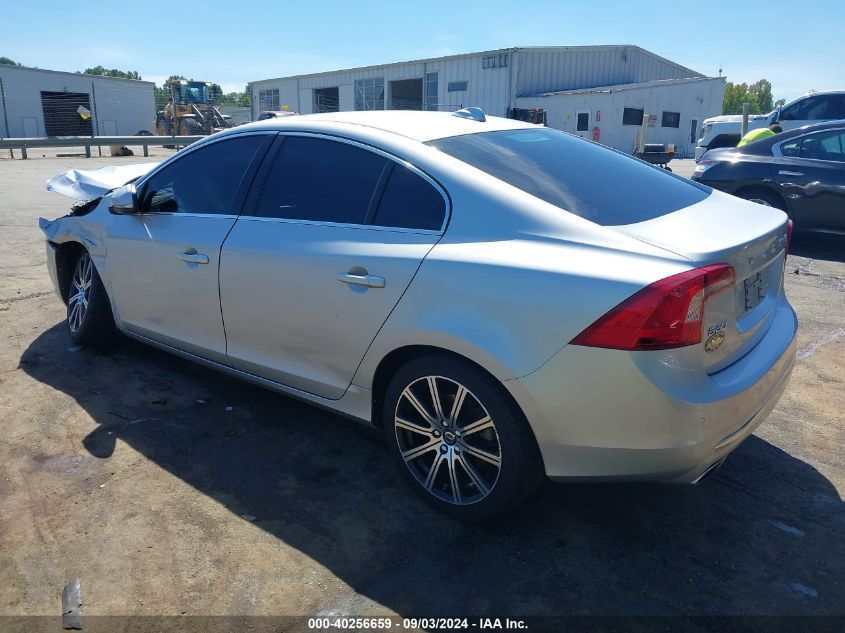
[773,128,845,230]
[105,133,272,362]
[220,134,447,399]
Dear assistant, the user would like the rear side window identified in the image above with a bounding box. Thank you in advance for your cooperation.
[142,135,267,214]
[428,129,710,226]
[254,136,387,223]
[372,165,445,230]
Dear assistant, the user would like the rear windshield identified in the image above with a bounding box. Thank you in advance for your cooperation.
[427,128,710,226]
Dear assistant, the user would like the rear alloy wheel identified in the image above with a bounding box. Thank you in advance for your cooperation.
[66,251,117,346]
[395,376,502,505]
[383,356,542,521]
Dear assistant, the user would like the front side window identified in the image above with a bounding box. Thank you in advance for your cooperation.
[141,135,267,214]
[780,95,840,121]
[428,128,710,226]
[354,78,385,111]
[253,136,388,223]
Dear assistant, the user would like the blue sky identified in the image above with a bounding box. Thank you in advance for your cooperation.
[5,0,843,102]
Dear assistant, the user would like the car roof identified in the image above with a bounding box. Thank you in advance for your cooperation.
[240,110,536,142]
[737,119,845,155]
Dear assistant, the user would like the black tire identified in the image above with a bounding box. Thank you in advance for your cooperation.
[737,188,785,211]
[179,118,202,136]
[136,129,153,136]
[66,251,117,347]
[382,354,544,521]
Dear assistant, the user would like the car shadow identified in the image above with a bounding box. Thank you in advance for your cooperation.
[789,231,845,264]
[18,323,845,617]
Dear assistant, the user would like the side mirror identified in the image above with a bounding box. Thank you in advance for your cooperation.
[109,183,139,215]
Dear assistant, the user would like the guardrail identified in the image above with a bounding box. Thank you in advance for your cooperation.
[0,135,206,159]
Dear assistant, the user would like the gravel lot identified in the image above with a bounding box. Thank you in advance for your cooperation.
[0,154,843,626]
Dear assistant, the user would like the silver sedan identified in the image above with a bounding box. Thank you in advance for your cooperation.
[40,110,797,520]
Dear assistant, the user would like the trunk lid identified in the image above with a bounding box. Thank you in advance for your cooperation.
[612,191,789,372]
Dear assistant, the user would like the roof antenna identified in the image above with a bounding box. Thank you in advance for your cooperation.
[453,106,486,122]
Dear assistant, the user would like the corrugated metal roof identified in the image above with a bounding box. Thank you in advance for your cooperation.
[520,76,722,98]
[249,45,706,86]
[0,64,154,85]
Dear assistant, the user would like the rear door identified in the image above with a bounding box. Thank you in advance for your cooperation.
[106,133,272,362]
[219,134,448,399]
[772,128,845,230]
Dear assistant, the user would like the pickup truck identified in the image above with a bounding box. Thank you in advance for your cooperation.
[695,90,845,161]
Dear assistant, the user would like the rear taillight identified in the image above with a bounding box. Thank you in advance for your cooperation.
[570,265,735,351]
[786,219,794,255]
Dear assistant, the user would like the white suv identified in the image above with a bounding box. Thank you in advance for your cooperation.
[695,90,845,160]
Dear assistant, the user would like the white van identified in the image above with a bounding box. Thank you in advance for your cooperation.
[694,90,845,161]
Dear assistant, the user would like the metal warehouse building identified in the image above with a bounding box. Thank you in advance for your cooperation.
[249,45,725,157]
[0,65,155,138]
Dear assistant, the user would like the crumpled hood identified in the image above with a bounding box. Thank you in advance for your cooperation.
[45,162,160,201]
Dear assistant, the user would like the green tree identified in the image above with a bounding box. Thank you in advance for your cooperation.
[81,66,141,80]
[749,79,774,113]
[722,79,784,115]
[0,56,22,66]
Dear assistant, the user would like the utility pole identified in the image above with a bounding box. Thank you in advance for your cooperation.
[638,112,649,154]
[741,103,750,137]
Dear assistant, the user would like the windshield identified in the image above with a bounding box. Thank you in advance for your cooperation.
[428,128,710,226]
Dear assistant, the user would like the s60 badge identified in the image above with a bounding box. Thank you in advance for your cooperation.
[705,331,726,352]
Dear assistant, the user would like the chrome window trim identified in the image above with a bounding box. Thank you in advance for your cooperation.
[129,212,240,220]
[134,130,279,190]
[772,127,845,162]
[251,131,452,234]
[234,215,443,236]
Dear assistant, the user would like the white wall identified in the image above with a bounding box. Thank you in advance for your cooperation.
[247,47,721,157]
[0,66,155,137]
[515,78,725,157]
[251,50,515,118]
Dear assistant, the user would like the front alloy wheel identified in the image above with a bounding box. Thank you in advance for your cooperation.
[68,253,93,334]
[394,376,502,505]
[66,250,117,346]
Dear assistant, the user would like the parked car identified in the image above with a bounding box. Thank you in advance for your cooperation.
[693,121,845,234]
[695,90,845,161]
[257,110,299,120]
[40,110,797,520]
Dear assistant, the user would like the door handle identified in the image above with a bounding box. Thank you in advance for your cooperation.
[179,251,209,264]
[778,170,804,177]
[337,272,385,288]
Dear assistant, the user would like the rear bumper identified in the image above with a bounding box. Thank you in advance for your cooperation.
[505,298,797,483]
